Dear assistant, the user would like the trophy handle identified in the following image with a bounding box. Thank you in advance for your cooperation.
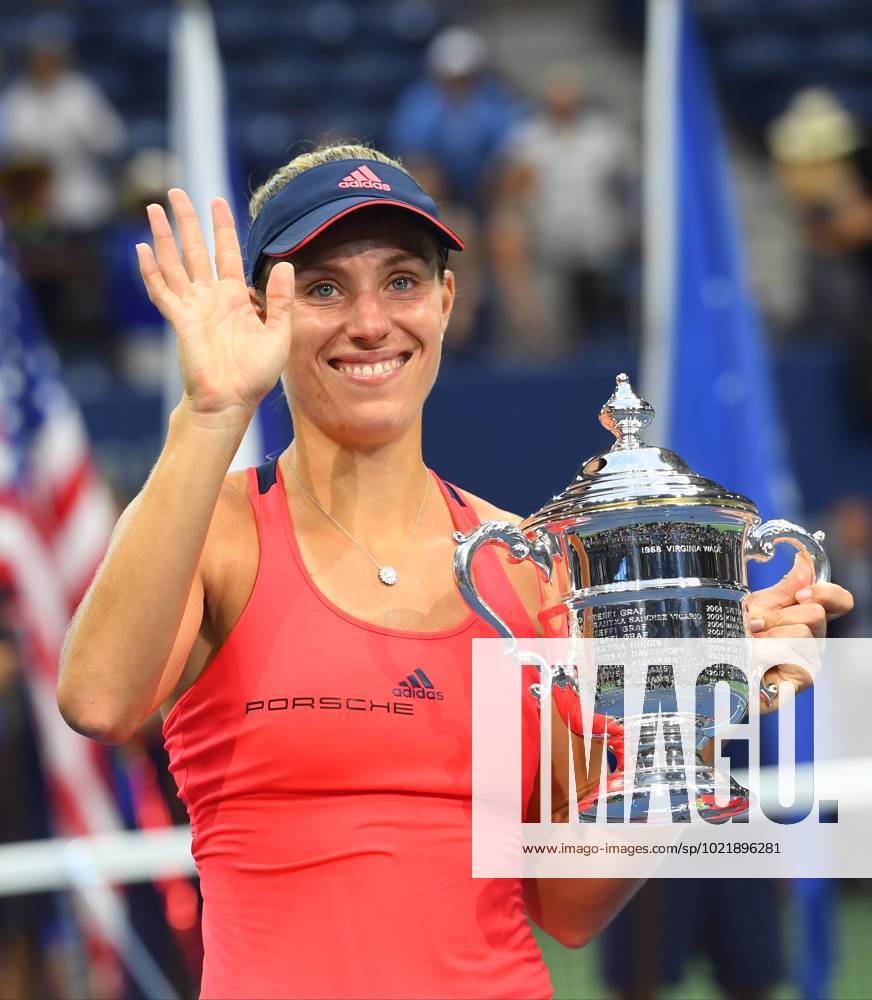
[745,519,830,584]
[746,519,830,704]
[453,521,555,640]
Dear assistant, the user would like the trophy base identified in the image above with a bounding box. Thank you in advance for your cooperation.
[578,765,751,824]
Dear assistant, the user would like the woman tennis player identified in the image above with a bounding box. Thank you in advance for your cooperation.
[58,144,852,999]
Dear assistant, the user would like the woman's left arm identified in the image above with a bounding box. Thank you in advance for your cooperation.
[522,557,854,947]
[522,699,644,948]
[523,874,642,950]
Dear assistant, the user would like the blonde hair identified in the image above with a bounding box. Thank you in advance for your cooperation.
[248,143,411,220]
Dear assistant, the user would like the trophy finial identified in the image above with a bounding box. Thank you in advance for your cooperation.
[599,373,654,450]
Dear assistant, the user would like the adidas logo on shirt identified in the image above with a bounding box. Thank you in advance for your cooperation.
[338,164,392,191]
[393,668,444,701]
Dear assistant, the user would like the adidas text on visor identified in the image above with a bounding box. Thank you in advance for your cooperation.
[245,159,465,285]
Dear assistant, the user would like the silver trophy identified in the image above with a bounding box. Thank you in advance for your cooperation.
[453,373,830,822]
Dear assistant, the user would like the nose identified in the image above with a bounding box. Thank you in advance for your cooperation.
[345,289,392,343]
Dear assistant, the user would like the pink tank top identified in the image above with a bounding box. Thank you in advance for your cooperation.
[163,460,553,999]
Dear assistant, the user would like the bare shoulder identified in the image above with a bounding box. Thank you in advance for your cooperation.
[454,487,523,528]
[157,467,261,716]
[215,468,253,517]
[200,468,259,639]
[206,469,256,552]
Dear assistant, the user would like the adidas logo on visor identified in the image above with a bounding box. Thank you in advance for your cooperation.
[393,668,444,701]
[338,164,392,191]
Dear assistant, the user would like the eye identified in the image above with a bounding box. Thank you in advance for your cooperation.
[311,282,336,298]
[390,275,414,291]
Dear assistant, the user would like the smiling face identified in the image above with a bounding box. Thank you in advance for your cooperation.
[266,207,454,449]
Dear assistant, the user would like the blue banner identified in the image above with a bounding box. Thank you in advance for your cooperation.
[652,8,831,997]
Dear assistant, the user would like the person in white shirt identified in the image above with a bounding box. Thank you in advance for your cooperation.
[1,37,126,230]
[492,64,638,357]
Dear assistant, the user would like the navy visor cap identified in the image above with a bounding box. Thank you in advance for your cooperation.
[245,159,464,285]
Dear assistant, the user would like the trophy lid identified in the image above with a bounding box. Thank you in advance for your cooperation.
[521,373,757,532]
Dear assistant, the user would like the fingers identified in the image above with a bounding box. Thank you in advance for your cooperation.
[168,188,213,283]
[135,242,176,319]
[762,661,814,700]
[756,624,823,694]
[212,197,246,283]
[749,602,827,638]
[146,202,190,296]
[795,581,854,620]
[761,629,821,692]
[263,261,295,333]
[761,648,818,690]
[784,549,816,589]
[144,192,248,295]
[749,578,855,628]
[747,552,816,613]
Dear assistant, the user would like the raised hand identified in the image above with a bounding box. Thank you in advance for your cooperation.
[136,189,293,429]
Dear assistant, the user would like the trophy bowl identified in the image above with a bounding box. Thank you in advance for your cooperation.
[453,373,830,822]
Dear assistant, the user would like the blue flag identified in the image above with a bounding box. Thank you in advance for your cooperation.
[641,4,831,997]
[642,4,796,522]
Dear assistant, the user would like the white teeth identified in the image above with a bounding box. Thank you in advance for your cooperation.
[335,355,406,377]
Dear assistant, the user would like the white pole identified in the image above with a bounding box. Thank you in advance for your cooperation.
[640,0,680,437]
[0,826,195,896]
[169,0,232,267]
[166,0,262,470]
[64,839,182,1000]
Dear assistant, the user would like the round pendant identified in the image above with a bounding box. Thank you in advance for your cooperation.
[378,566,399,586]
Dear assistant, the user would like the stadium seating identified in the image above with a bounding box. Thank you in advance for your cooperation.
[613,0,872,131]
[0,0,449,180]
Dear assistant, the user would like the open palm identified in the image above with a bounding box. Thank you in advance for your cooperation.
[136,188,294,425]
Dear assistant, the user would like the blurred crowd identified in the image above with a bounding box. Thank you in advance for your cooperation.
[5,18,872,383]
[769,86,872,422]
[0,23,642,384]
[4,15,872,382]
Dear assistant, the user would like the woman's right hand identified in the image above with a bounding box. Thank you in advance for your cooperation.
[136,188,294,429]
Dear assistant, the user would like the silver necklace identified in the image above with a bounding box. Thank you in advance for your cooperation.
[282,453,430,586]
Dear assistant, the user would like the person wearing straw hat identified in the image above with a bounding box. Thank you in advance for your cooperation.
[58,142,853,998]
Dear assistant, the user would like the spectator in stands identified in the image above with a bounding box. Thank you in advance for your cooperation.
[386,26,523,212]
[105,150,178,389]
[406,157,486,354]
[0,33,126,232]
[0,153,107,353]
[769,88,872,423]
[0,33,123,354]
[490,63,638,359]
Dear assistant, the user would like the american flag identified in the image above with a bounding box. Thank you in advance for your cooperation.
[0,223,197,995]
[0,219,120,838]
